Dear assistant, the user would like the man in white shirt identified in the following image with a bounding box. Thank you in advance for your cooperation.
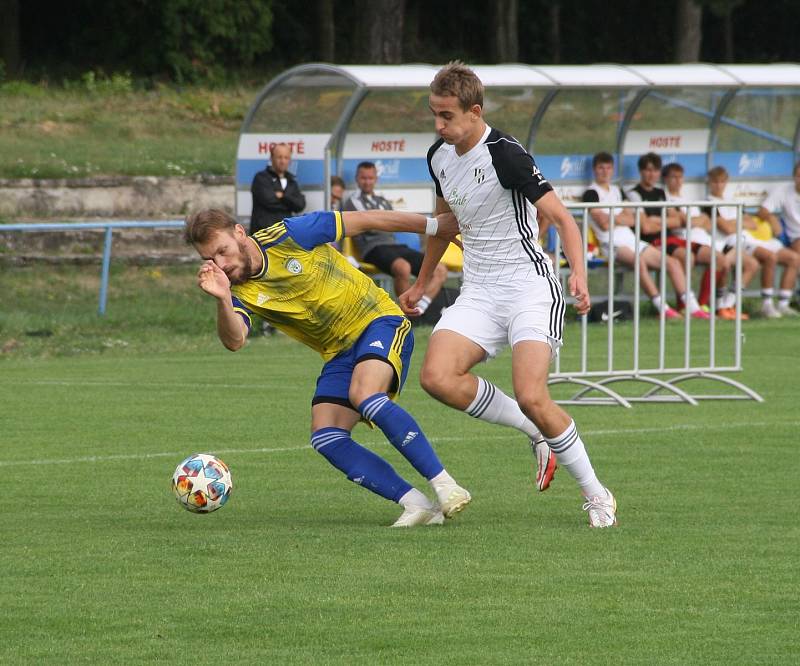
[758,162,800,253]
[583,152,683,319]
[400,62,617,528]
[706,166,799,318]
[662,162,753,320]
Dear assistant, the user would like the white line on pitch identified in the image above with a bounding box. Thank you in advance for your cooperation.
[4,420,796,467]
[1,380,300,390]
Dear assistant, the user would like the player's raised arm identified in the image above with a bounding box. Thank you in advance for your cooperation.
[535,191,591,315]
[196,261,249,351]
[340,208,459,241]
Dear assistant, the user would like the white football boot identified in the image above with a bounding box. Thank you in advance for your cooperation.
[777,302,800,317]
[391,505,445,527]
[761,300,782,319]
[437,485,472,519]
[582,488,618,528]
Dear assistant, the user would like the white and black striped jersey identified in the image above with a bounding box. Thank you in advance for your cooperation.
[428,125,554,286]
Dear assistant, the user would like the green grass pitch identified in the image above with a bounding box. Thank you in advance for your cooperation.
[2,266,799,663]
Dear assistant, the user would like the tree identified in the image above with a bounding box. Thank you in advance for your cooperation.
[490,0,519,62]
[674,0,703,62]
[317,0,335,62]
[549,1,561,64]
[0,0,21,77]
[704,0,745,62]
[356,0,405,64]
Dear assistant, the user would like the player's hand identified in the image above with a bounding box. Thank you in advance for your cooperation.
[568,272,591,316]
[399,283,426,317]
[197,260,231,300]
[435,212,462,247]
[275,191,284,199]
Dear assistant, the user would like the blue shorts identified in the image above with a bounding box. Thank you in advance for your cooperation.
[312,315,414,410]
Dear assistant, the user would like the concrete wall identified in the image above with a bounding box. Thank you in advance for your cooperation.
[0,175,234,219]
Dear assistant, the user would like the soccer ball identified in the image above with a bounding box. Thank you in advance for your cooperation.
[171,453,233,513]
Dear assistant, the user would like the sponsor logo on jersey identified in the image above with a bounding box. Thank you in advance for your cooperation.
[473,167,485,184]
[256,293,270,306]
[285,258,303,274]
[369,340,385,349]
[401,431,418,446]
[447,188,468,207]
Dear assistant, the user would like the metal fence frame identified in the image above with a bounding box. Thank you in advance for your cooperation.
[2,220,184,314]
[551,200,764,407]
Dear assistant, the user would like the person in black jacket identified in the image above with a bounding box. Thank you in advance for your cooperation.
[250,143,306,233]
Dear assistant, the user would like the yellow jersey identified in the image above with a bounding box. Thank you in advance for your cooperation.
[230,211,402,360]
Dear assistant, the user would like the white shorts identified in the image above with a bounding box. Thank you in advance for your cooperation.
[602,237,650,257]
[721,233,784,255]
[433,280,564,360]
[676,227,714,247]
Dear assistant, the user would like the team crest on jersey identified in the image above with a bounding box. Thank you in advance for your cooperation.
[285,258,303,274]
[473,167,485,184]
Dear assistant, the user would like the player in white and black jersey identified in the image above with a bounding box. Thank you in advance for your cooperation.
[400,62,616,527]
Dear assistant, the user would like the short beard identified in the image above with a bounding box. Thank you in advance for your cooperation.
[227,240,254,285]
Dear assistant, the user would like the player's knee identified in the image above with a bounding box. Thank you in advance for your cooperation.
[419,362,450,399]
[391,259,412,279]
[516,389,552,424]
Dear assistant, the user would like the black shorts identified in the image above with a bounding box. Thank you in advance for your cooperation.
[362,244,425,275]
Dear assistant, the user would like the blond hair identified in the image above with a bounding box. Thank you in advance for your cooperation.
[184,208,236,245]
[430,61,483,112]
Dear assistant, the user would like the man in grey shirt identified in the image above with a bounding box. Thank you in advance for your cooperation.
[344,161,448,315]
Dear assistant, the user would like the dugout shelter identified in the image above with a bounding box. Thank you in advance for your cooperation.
[236,62,800,221]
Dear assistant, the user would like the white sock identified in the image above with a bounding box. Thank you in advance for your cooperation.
[465,377,542,441]
[778,290,792,307]
[685,290,701,313]
[417,295,432,314]
[429,469,460,506]
[399,487,434,509]
[650,294,663,311]
[545,420,605,498]
[761,288,774,305]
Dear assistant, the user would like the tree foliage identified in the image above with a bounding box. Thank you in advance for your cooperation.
[8,0,800,82]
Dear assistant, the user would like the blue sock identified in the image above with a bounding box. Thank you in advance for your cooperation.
[358,393,444,480]
[311,427,411,502]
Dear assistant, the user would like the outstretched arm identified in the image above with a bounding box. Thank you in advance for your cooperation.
[197,261,248,351]
[340,208,459,241]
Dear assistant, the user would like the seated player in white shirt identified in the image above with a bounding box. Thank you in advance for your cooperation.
[758,162,800,314]
[663,162,754,320]
[707,166,799,318]
[582,152,684,319]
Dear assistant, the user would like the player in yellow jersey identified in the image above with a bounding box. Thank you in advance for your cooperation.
[184,207,470,526]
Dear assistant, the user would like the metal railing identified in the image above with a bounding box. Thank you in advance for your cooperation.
[2,220,184,314]
[551,199,763,406]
